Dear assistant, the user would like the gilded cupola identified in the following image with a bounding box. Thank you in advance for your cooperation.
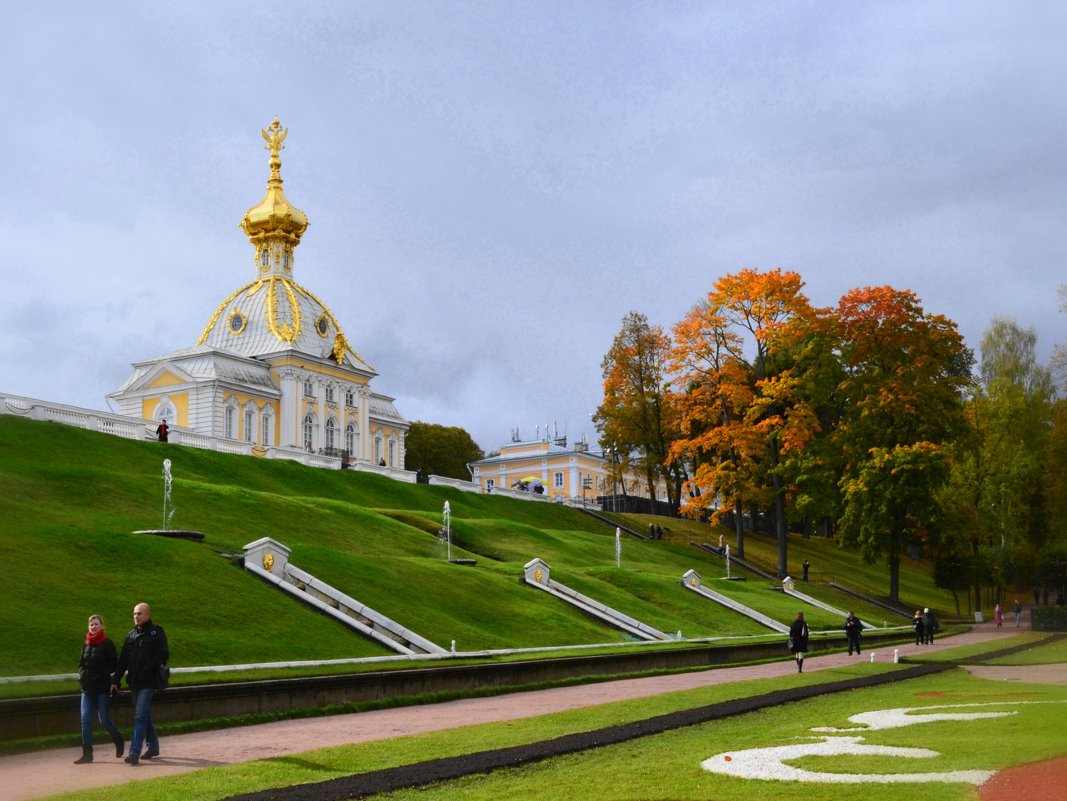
[196,120,373,374]
[240,118,309,279]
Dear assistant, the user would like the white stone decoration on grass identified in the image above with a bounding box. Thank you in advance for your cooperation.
[702,701,1066,786]
[702,735,994,784]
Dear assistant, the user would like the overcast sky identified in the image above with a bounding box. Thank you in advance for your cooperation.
[3,3,1066,452]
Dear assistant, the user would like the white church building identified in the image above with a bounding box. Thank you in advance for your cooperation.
[108,119,408,467]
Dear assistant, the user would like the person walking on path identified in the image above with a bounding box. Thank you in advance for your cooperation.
[843,611,862,655]
[1013,598,1023,627]
[912,609,925,645]
[788,612,809,672]
[922,607,939,644]
[74,615,124,764]
[994,602,1003,628]
[111,603,168,765]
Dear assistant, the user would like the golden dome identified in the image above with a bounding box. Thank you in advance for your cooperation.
[239,119,309,248]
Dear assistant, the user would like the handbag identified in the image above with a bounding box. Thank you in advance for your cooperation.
[157,663,171,689]
[787,636,794,651]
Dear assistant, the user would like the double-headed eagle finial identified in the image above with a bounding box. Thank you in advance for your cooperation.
[261,118,288,155]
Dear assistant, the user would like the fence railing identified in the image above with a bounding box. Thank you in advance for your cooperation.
[0,393,420,481]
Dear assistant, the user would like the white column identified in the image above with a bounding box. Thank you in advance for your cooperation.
[359,388,371,460]
[278,369,299,447]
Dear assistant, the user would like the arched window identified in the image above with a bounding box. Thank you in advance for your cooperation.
[345,423,355,454]
[303,414,314,451]
[388,435,397,467]
[243,405,256,443]
[374,435,383,465]
[261,413,272,447]
[155,400,175,423]
[224,404,237,439]
[325,418,336,450]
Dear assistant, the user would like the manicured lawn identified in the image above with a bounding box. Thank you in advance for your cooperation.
[35,664,1067,801]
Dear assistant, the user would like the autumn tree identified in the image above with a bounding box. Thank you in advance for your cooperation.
[594,311,687,513]
[835,286,972,604]
[403,421,484,481]
[669,268,825,574]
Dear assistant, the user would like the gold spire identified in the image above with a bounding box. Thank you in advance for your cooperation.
[240,119,309,278]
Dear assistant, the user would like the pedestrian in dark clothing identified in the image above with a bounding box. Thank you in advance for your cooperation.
[155,419,169,442]
[802,560,810,581]
[74,614,124,764]
[922,607,939,644]
[912,610,925,645]
[1012,599,1022,627]
[789,612,809,672]
[844,611,862,655]
[111,603,168,765]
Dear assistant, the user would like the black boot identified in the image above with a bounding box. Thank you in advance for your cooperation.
[74,745,93,764]
[113,732,125,758]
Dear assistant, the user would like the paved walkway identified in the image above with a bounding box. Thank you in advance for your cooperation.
[2,621,1059,801]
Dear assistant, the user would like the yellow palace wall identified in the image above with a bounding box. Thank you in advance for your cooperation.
[474,442,667,502]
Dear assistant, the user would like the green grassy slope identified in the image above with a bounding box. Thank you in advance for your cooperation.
[0,415,948,679]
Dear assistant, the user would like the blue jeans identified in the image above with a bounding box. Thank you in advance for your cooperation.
[129,687,158,756]
[80,691,122,747]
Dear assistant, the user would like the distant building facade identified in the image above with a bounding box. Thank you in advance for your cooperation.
[469,434,668,504]
[109,120,407,465]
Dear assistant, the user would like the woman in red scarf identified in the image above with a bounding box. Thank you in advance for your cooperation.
[74,615,124,764]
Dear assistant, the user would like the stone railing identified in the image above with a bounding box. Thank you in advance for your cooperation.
[1,394,149,441]
[488,485,550,502]
[0,392,420,482]
[353,460,417,483]
[427,475,481,493]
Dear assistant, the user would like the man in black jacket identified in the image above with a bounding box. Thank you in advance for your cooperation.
[111,603,168,765]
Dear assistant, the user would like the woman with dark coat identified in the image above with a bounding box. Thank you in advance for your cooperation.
[789,611,810,672]
[74,614,125,764]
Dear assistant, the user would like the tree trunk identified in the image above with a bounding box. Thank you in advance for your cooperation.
[733,499,745,560]
[889,552,900,604]
[770,436,787,578]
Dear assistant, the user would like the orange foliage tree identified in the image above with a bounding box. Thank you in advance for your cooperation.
[594,311,687,513]
[669,268,826,574]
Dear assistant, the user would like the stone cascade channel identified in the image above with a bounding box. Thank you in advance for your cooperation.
[243,537,448,656]
[522,558,672,641]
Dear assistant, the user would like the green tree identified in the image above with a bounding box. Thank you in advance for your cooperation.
[835,286,972,604]
[403,421,484,481]
[947,319,1054,608]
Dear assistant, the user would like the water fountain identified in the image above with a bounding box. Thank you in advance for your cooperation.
[442,499,475,565]
[615,527,621,568]
[162,458,174,531]
[134,459,204,540]
[443,500,451,561]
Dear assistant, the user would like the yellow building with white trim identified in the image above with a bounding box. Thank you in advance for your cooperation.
[470,436,668,505]
[109,120,408,464]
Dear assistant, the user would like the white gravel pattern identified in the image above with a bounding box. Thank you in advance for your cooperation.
[702,701,1067,785]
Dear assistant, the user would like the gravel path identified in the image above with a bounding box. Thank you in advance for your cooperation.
[1,622,1059,801]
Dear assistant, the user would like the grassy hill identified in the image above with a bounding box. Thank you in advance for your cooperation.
[0,414,955,683]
